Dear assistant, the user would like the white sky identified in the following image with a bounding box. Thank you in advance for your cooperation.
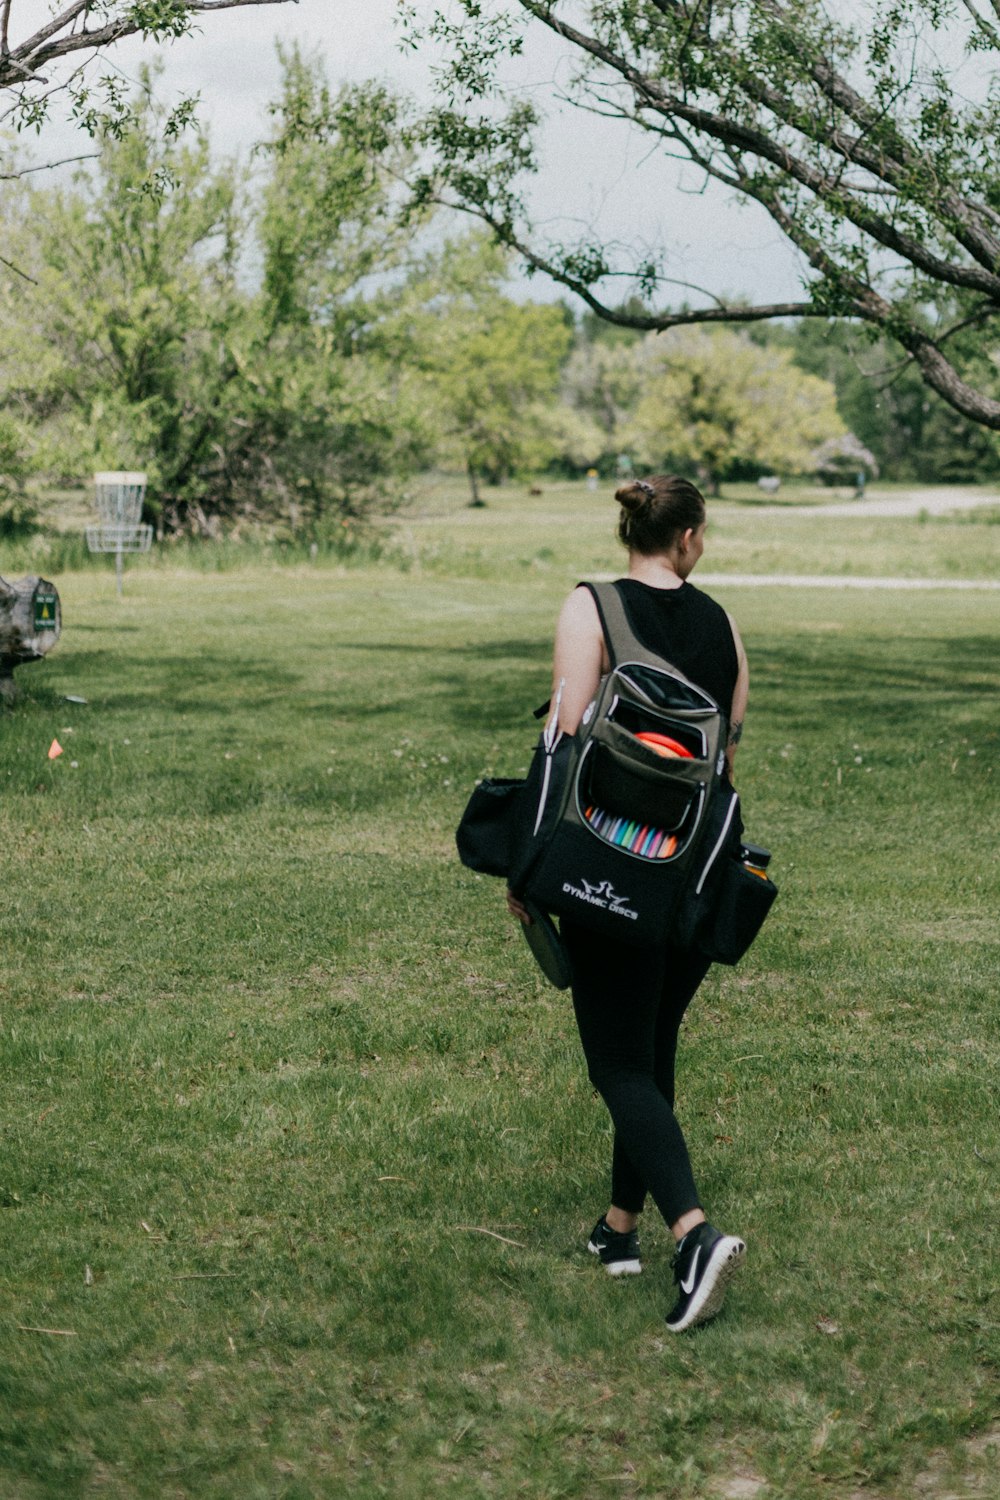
[10,0,808,308]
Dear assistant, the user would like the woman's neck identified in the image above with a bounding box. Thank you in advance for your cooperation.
[626,552,685,590]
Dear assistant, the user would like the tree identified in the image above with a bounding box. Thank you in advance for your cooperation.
[0,58,441,533]
[561,335,646,466]
[407,234,574,502]
[410,0,1000,434]
[241,49,441,530]
[565,325,844,491]
[1,71,251,530]
[0,412,34,535]
[788,319,1000,481]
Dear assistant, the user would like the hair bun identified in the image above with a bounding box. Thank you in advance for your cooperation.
[615,478,655,514]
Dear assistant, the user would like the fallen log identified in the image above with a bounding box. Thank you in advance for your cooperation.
[0,575,61,703]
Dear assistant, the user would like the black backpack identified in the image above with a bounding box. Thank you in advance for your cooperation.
[457,581,776,962]
[505,581,741,948]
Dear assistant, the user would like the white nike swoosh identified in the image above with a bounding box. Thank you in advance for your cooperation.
[680,1246,701,1295]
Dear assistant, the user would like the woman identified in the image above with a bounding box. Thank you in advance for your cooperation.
[508,474,749,1332]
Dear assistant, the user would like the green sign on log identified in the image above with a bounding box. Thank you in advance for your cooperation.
[33,591,58,631]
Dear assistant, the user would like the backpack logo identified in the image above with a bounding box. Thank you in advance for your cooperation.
[582,878,628,905]
[562,876,638,921]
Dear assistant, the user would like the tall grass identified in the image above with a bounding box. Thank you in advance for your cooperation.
[0,504,997,1498]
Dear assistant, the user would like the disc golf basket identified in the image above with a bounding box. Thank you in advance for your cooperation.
[85,471,153,595]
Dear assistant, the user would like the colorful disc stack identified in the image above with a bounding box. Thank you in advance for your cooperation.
[583,805,678,860]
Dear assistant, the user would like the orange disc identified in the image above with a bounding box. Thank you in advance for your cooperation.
[635,731,693,759]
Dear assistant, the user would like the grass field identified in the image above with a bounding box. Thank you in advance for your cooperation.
[1,485,998,1498]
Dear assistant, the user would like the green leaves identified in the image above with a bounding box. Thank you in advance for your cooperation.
[412,0,1000,431]
[406,1,528,104]
[126,0,198,42]
[557,320,849,485]
[407,233,574,497]
[0,2,293,156]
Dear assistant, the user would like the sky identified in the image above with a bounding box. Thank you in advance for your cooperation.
[10,0,808,309]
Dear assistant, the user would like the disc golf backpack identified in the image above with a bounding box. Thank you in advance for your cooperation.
[499,582,775,956]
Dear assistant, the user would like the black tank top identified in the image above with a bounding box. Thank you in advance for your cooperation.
[610,578,739,714]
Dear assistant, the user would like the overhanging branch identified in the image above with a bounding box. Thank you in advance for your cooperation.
[446,194,822,330]
[518,0,1000,289]
[0,0,297,87]
[1,150,98,178]
[543,6,1000,299]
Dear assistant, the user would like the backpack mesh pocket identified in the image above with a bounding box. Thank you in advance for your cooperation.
[697,858,778,964]
[585,740,698,829]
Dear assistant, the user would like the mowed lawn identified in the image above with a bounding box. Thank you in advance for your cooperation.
[1,491,998,1499]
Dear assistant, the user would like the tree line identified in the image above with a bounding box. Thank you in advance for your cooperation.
[2,52,998,542]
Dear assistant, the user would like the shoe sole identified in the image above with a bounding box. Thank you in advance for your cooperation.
[666,1237,746,1332]
[587,1239,642,1275]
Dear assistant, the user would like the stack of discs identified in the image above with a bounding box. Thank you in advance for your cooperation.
[583,805,678,860]
[634,731,693,760]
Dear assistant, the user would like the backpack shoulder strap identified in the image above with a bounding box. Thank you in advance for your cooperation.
[581,581,722,714]
[581,580,668,671]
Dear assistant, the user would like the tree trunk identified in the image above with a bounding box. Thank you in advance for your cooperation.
[696,464,721,498]
[467,462,485,507]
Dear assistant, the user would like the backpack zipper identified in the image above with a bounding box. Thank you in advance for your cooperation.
[695,794,738,895]
[533,751,554,836]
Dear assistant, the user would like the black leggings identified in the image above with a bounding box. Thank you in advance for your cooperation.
[561,919,712,1228]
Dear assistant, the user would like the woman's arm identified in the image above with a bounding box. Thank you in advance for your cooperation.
[726,613,749,781]
[551,586,608,734]
[507,588,606,925]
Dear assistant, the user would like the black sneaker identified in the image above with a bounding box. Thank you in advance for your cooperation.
[665,1222,745,1332]
[587,1216,642,1276]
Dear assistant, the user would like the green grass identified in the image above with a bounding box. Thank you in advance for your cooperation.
[12,473,1000,584]
[1,500,998,1498]
[386,476,1000,583]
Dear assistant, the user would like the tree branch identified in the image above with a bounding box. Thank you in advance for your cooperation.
[0,0,297,87]
[444,194,822,331]
[187,0,299,8]
[5,3,91,67]
[518,2,1000,299]
[0,250,37,284]
[0,150,98,178]
[899,328,1000,428]
[935,301,1000,348]
[958,0,1000,46]
[754,0,1000,269]
[615,70,1000,301]
[664,124,999,433]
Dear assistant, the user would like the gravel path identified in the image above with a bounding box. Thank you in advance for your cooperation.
[696,572,1000,590]
[749,485,1000,519]
[698,485,1000,588]
[593,487,1000,589]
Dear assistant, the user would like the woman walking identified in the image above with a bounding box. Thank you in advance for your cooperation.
[508,474,749,1332]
